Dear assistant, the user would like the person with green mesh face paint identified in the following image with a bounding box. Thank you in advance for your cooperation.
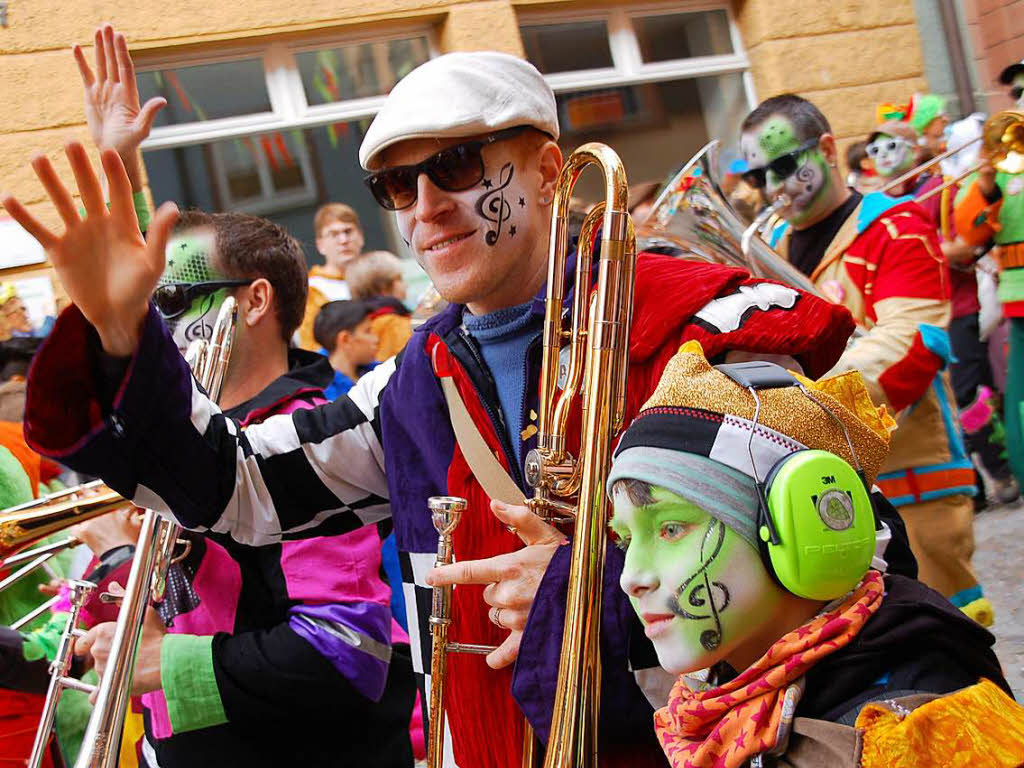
[739,113,842,228]
[154,228,250,354]
[741,94,992,627]
[607,344,1023,768]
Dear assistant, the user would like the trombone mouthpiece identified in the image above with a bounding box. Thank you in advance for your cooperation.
[769,194,792,214]
[429,496,468,536]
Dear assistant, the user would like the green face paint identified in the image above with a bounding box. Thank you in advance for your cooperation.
[612,485,781,674]
[741,115,832,228]
[161,229,230,352]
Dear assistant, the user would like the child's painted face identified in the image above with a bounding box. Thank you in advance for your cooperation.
[160,229,232,354]
[740,115,831,227]
[865,134,916,178]
[611,485,781,674]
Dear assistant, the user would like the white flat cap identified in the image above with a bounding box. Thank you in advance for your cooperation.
[359,51,559,170]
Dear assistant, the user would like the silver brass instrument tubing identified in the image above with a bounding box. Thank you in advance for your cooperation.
[741,195,790,259]
[28,581,97,766]
[26,298,239,768]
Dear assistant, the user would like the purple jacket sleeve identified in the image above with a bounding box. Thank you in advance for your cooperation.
[512,542,666,758]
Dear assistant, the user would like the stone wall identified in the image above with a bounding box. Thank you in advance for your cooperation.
[963,0,1024,111]
[0,0,932,287]
[733,0,929,143]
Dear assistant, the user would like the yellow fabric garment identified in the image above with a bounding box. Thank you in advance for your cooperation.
[857,679,1024,768]
[370,312,412,361]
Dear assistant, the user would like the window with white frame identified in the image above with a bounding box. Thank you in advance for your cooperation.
[519,4,755,204]
[137,31,433,265]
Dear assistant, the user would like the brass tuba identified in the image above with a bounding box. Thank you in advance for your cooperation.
[27,297,238,768]
[637,140,821,294]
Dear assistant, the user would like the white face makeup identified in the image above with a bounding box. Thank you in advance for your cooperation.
[612,485,783,675]
[866,135,915,178]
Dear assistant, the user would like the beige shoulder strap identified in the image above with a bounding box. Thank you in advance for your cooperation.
[439,376,526,506]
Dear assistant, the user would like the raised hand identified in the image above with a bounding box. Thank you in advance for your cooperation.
[73,24,166,191]
[0,142,178,356]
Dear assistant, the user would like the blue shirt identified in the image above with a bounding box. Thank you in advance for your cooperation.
[462,301,542,468]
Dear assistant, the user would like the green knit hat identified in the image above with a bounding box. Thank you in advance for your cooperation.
[908,93,946,135]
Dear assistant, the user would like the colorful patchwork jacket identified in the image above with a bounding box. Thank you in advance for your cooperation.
[69,350,415,768]
[771,193,974,506]
[954,172,1024,317]
[24,252,853,768]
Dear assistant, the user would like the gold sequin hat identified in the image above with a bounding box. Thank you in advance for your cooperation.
[613,342,895,485]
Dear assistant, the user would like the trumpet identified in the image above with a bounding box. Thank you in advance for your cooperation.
[880,110,1024,201]
[0,482,126,590]
[26,297,238,768]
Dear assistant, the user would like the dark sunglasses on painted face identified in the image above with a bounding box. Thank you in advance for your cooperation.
[742,138,821,190]
[152,280,251,319]
[363,126,529,211]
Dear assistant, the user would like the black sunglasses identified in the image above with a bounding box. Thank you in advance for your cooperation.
[152,280,251,319]
[742,138,821,190]
[363,126,530,211]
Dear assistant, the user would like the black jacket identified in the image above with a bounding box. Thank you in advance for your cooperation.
[799,573,1010,724]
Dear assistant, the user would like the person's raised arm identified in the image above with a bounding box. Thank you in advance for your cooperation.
[74,24,166,194]
[1,142,178,356]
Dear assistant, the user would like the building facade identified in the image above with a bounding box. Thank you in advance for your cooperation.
[0,0,952,306]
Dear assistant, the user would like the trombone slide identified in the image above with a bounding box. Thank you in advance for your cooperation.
[27,580,97,768]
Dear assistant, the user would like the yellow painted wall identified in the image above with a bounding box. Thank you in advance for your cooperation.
[0,0,929,289]
[734,0,929,145]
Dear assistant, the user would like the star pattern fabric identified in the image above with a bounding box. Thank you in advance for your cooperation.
[654,571,885,768]
[154,542,203,628]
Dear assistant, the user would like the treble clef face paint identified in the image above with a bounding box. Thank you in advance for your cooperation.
[389,133,539,309]
[160,229,231,355]
[612,486,781,675]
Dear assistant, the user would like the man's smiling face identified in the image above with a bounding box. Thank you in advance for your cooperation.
[383,131,547,310]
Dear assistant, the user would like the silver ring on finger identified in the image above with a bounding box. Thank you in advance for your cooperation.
[491,606,505,629]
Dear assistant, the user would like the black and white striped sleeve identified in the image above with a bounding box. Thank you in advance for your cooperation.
[25,305,393,546]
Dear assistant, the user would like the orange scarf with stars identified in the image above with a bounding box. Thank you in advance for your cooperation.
[654,570,885,768]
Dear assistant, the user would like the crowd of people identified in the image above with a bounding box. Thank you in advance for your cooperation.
[0,21,1023,768]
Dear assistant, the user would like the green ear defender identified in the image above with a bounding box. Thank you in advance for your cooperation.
[715,361,878,602]
[757,449,876,600]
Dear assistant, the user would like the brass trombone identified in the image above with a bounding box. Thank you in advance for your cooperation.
[524,143,636,768]
[26,297,237,768]
[880,110,1024,202]
[425,143,635,768]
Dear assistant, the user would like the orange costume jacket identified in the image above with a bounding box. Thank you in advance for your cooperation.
[772,193,975,505]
